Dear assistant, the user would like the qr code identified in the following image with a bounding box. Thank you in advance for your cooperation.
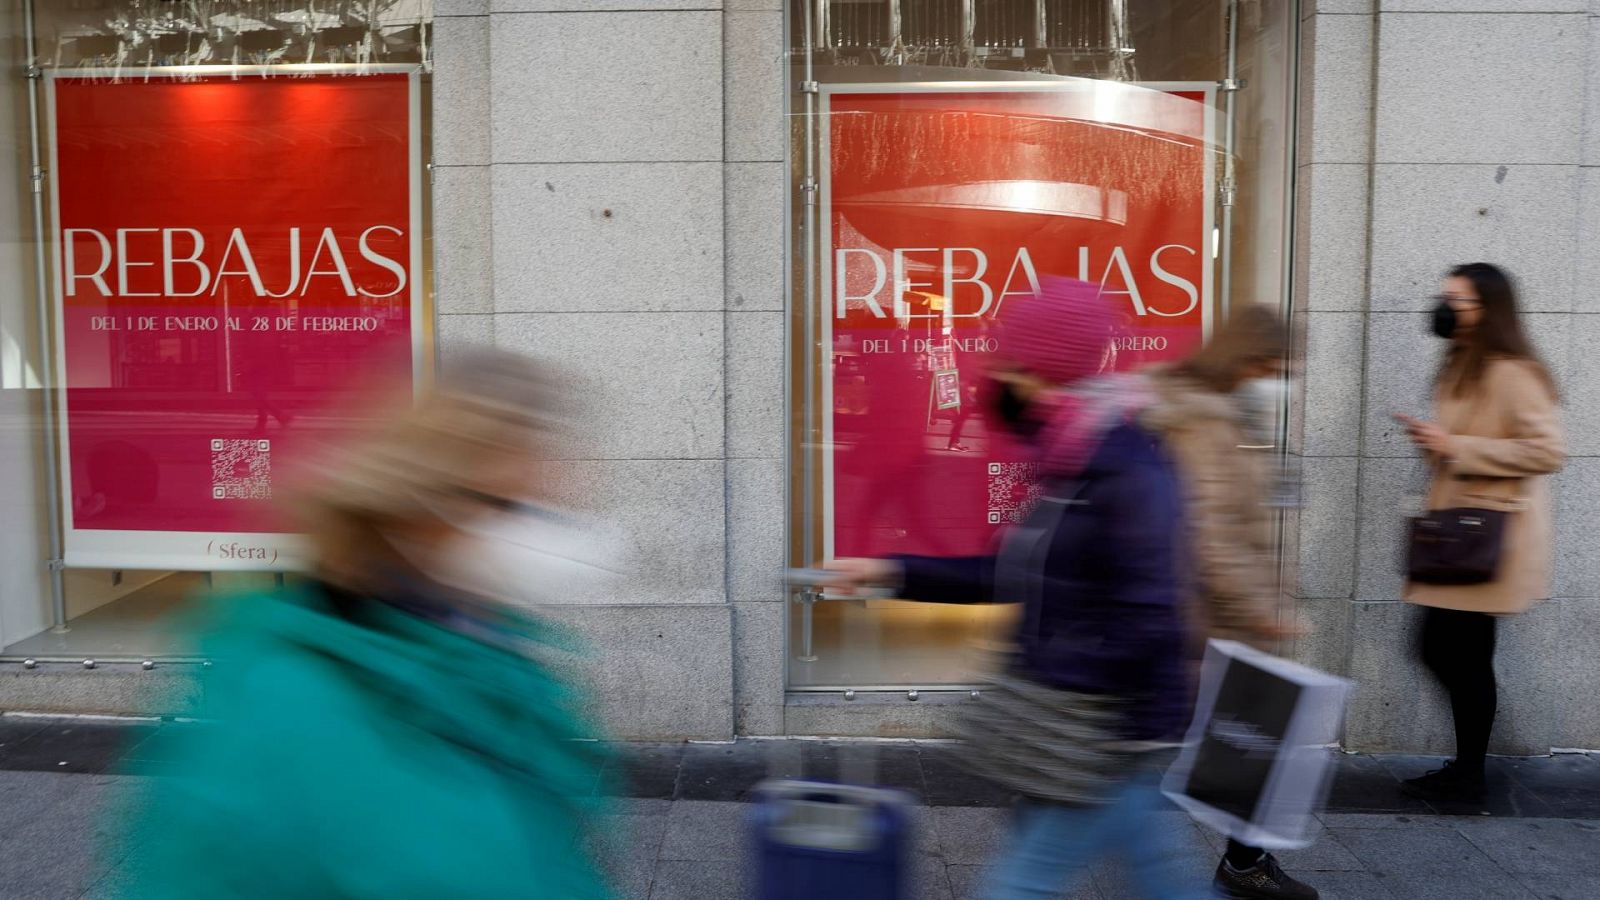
[986,461,1041,525]
[211,439,271,500]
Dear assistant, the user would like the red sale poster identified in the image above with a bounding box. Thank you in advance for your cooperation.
[47,69,423,570]
[823,81,1214,560]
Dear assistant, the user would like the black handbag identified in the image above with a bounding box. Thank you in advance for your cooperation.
[1406,507,1509,585]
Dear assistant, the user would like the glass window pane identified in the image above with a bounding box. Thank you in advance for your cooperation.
[786,0,1297,689]
[0,1,434,661]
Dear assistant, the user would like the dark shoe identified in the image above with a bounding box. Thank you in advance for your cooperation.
[1399,760,1487,803]
[1214,853,1318,900]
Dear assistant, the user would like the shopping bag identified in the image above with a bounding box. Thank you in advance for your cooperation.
[1162,639,1352,849]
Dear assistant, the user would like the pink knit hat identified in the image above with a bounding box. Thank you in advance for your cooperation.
[993,277,1117,387]
[990,278,1151,477]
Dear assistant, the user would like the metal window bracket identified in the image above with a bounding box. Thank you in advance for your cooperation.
[800,80,820,94]
[1220,178,1237,208]
[1221,77,1245,92]
[793,588,820,662]
[46,558,64,573]
[25,64,41,81]
[800,178,818,206]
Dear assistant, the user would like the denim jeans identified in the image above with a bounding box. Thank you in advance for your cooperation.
[982,773,1213,900]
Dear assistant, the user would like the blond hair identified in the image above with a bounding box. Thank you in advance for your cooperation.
[290,351,569,590]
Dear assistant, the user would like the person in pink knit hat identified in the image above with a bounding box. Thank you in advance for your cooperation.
[829,278,1209,900]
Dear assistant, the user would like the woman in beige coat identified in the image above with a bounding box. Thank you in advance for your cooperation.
[1396,263,1564,804]
[1143,306,1319,900]
[1144,306,1297,649]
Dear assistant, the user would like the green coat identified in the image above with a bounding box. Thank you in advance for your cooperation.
[113,587,615,899]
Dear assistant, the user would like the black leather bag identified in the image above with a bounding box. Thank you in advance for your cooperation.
[1406,507,1509,585]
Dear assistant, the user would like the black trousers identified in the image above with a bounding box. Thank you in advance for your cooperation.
[1418,605,1499,771]
[1224,838,1263,869]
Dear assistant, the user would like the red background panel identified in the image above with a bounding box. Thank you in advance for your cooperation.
[52,74,416,535]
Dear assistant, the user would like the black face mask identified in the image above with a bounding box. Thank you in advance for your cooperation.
[992,381,1034,433]
[1430,301,1458,339]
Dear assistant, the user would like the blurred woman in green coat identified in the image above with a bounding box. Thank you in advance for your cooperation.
[112,352,617,899]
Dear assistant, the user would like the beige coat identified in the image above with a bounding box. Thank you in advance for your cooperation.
[1405,359,1565,615]
[1142,370,1280,647]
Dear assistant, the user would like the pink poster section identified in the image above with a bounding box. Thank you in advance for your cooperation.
[826,84,1213,559]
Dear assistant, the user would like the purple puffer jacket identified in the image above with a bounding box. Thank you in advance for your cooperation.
[896,422,1193,742]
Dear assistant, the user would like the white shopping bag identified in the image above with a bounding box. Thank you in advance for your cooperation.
[1162,640,1353,849]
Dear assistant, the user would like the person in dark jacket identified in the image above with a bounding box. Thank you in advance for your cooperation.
[827,278,1207,900]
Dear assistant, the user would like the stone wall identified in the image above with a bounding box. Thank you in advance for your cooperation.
[1290,0,1600,753]
[431,0,788,740]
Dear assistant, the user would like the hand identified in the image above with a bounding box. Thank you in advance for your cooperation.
[1394,414,1456,457]
[820,558,901,597]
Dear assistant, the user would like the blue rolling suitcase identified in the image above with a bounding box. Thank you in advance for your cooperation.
[749,780,912,900]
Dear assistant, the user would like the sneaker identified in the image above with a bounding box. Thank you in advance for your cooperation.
[1213,853,1319,900]
[1399,760,1487,803]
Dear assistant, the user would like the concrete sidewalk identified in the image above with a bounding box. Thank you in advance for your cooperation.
[2,719,1598,899]
[0,770,1596,899]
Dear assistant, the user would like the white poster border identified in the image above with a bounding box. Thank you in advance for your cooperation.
[44,65,424,573]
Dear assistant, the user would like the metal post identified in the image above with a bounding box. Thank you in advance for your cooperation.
[793,0,821,675]
[1108,0,1133,81]
[1033,0,1048,49]
[782,2,798,692]
[1273,4,1306,643]
[888,0,903,62]
[961,0,976,63]
[1218,0,1242,326]
[797,589,818,662]
[23,0,69,633]
[801,1,818,578]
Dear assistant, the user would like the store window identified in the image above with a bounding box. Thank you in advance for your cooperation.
[0,0,433,660]
[786,0,1297,689]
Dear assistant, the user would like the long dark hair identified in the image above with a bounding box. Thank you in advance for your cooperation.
[1438,263,1556,399]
